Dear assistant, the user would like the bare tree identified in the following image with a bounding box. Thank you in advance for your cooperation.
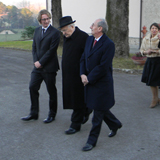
[51,0,62,28]
[18,0,31,9]
[51,0,63,45]
[106,0,129,57]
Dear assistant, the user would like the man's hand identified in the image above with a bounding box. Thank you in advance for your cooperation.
[81,74,89,86]
[34,61,42,68]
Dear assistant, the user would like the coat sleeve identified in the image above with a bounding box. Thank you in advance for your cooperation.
[80,36,89,76]
[39,31,60,66]
[87,41,115,84]
[80,51,86,76]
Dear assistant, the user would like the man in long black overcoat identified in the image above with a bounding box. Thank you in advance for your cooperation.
[21,10,60,123]
[59,16,91,134]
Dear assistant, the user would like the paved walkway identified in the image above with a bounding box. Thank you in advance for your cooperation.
[0,48,160,160]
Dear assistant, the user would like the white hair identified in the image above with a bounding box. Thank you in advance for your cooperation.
[97,18,108,34]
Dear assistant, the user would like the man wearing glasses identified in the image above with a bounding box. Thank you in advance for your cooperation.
[21,10,60,123]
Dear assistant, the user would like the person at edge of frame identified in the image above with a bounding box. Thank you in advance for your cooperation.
[141,23,160,108]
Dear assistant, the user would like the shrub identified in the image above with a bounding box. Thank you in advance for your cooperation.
[21,26,36,40]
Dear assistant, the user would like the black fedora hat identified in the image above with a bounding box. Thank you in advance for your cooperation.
[59,16,76,28]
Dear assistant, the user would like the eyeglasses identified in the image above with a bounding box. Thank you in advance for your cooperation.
[41,18,50,22]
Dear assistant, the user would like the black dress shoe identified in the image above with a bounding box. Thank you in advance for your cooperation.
[21,114,38,121]
[65,128,80,134]
[82,115,89,124]
[108,124,122,137]
[82,143,94,151]
[43,116,55,123]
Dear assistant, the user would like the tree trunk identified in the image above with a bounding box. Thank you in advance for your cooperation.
[51,0,63,45]
[106,0,129,57]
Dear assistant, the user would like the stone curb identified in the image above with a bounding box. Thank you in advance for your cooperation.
[113,68,143,74]
[0,47,31,52]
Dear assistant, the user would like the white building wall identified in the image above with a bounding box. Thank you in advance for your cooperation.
[129,0,141,38]
[47,0,51,18]
[48,0,140,38]
[142,0,160,35]
[62,0,106,34]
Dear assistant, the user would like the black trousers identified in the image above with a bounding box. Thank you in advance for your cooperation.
[70,106,93,130]
[87,109,121,146]
[29,71,57,117]
[70,108,86,130]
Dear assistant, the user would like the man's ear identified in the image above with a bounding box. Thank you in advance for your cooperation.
[71,25,74,29]
[98,26,103,32]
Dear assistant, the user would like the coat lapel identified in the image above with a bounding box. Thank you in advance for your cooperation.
[87,34,106,58]
[36,27,42,48]
[37,27,42,41]
[40,25,52,41]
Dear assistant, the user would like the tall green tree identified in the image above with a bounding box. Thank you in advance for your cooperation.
[106,0,129,57]
[20,8,33,28]
[6,5,19,28]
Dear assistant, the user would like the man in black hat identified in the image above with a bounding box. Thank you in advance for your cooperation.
[59,16,91,134]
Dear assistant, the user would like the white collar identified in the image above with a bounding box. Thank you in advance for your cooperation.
[42,24,51,31]
[95,35,102,41]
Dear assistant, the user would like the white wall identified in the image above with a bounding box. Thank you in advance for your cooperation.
[142,0,160,34]
[129,0,140,37]
[48,0,140,38]
[62,0,106,34]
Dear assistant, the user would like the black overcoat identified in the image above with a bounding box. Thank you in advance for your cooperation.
[62,27,88,109]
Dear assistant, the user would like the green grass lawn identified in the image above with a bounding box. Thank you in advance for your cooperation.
[0,40,143,70]
[113,55,143,70]
[0,41,32,50]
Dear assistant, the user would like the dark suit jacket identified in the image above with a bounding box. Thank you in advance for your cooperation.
[80,34,115,111]
[32,25,60,72]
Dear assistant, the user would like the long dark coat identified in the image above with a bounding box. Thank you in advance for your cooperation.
[62,27,88,109]
[80,34,115,111]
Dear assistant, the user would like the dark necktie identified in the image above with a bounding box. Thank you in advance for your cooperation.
[42,28,45,37]
[93,40,97,47]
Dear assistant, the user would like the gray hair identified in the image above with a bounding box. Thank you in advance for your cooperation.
[97,19,108,34]
[68,23,75,27]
